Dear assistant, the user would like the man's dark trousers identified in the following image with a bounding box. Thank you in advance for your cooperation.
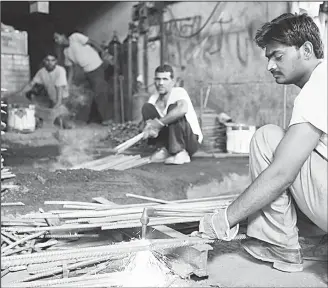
[142,103,199,156]
[86,64,112,122]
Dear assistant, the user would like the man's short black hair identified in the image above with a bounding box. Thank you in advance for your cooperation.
[255,13,324,59]
[43,51,57,59]
[42,50,58,59]
[155,64,174,79]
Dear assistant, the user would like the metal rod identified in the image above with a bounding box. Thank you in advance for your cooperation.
[112,32,120,123]
[127,28,133,121]
[143,33,148,92]
[159,5,165,65]
[125,193,171,204]
[119,75,125,122]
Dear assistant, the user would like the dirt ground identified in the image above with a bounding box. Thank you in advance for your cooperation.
[1,125,327,287]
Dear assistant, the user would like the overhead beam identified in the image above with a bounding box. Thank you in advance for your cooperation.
[29,1,49,14]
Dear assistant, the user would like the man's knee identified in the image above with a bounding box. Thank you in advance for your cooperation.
[250,124,285,154]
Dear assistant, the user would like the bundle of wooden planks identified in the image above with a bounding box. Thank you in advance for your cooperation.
[71,153,151,171]
[1,101,16,190]
[1,194,229,286]
[14,193,236,232]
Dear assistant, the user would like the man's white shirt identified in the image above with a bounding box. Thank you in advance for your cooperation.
[289,60,327,160]
[148,87,203,143]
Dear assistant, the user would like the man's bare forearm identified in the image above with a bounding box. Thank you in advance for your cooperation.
[54,86,64,107]
[227,165,294,227]
[160,103,187,126]
[18,82,33,94]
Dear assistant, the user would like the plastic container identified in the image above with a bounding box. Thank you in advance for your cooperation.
[226,123,256,154]
[7,104,36,133]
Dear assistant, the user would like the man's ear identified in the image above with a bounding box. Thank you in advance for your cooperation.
[302,41,314,60]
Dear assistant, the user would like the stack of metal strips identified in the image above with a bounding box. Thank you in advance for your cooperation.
[1,101,16,189]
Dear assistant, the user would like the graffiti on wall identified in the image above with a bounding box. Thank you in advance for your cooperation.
[149,2,270,77]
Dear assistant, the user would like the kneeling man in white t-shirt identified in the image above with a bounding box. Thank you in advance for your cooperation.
[142,65,203,165]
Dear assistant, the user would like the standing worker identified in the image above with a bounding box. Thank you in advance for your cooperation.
[53,29,112,125]
[141,64,203,165]
[196,13,327,272]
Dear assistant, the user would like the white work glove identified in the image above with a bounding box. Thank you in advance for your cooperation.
[192,207,239,241]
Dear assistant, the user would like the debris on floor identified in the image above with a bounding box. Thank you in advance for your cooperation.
[1,101,17,195]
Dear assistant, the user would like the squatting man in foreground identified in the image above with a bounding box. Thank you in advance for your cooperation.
[141,65,203,165]
[195,13,327,272]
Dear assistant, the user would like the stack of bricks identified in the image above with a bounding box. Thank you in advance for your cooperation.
[1,25,30,93]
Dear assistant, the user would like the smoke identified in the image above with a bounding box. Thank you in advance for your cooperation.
[51,127,109,171]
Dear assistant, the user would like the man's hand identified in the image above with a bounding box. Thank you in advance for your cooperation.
[142,118,164,139]
[192,208,239,241]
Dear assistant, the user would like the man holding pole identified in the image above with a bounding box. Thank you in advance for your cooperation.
[196,13,327,272]
[141,64,203,165]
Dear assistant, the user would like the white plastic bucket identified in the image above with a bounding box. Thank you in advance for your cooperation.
[7,104,36,133]
[226,123,256,154]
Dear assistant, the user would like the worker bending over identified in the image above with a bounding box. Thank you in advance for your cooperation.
[17,52,71,128]
[53,30,112,125]
[197,13,327,272]
[142,65,203,165]
[18,52,68,109]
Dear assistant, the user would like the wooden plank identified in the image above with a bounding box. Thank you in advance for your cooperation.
[91,155,139,171]
[92,197,118,206]
[114,156,150,170]
[109,156,141,170]
[125,193,172,204]
[114,132,144,154]
[71,154,118,170]
[1,202,25,207]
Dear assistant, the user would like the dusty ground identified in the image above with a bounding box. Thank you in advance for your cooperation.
[1,125,327,287]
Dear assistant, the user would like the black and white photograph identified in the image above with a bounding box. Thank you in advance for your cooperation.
[1,1,327,287]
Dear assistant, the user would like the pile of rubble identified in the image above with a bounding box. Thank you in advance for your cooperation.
[107,121,147,149]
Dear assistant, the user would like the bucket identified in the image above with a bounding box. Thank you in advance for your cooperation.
[226,123,256,154]
[7,104,36,133]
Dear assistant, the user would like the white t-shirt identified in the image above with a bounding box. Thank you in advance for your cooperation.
[64,33,102,73]
[289,61,327,160]
[32,65,69,102]
[148,87,203,143]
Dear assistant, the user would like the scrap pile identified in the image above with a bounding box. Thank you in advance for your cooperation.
[1,193,237,287]
[106,121,147,149]
[1,101,16,193]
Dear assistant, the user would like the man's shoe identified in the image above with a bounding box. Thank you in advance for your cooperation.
[150,147,170,163]
[164,150,191,165]
[241,237,303,272]
[102,120,113,126]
